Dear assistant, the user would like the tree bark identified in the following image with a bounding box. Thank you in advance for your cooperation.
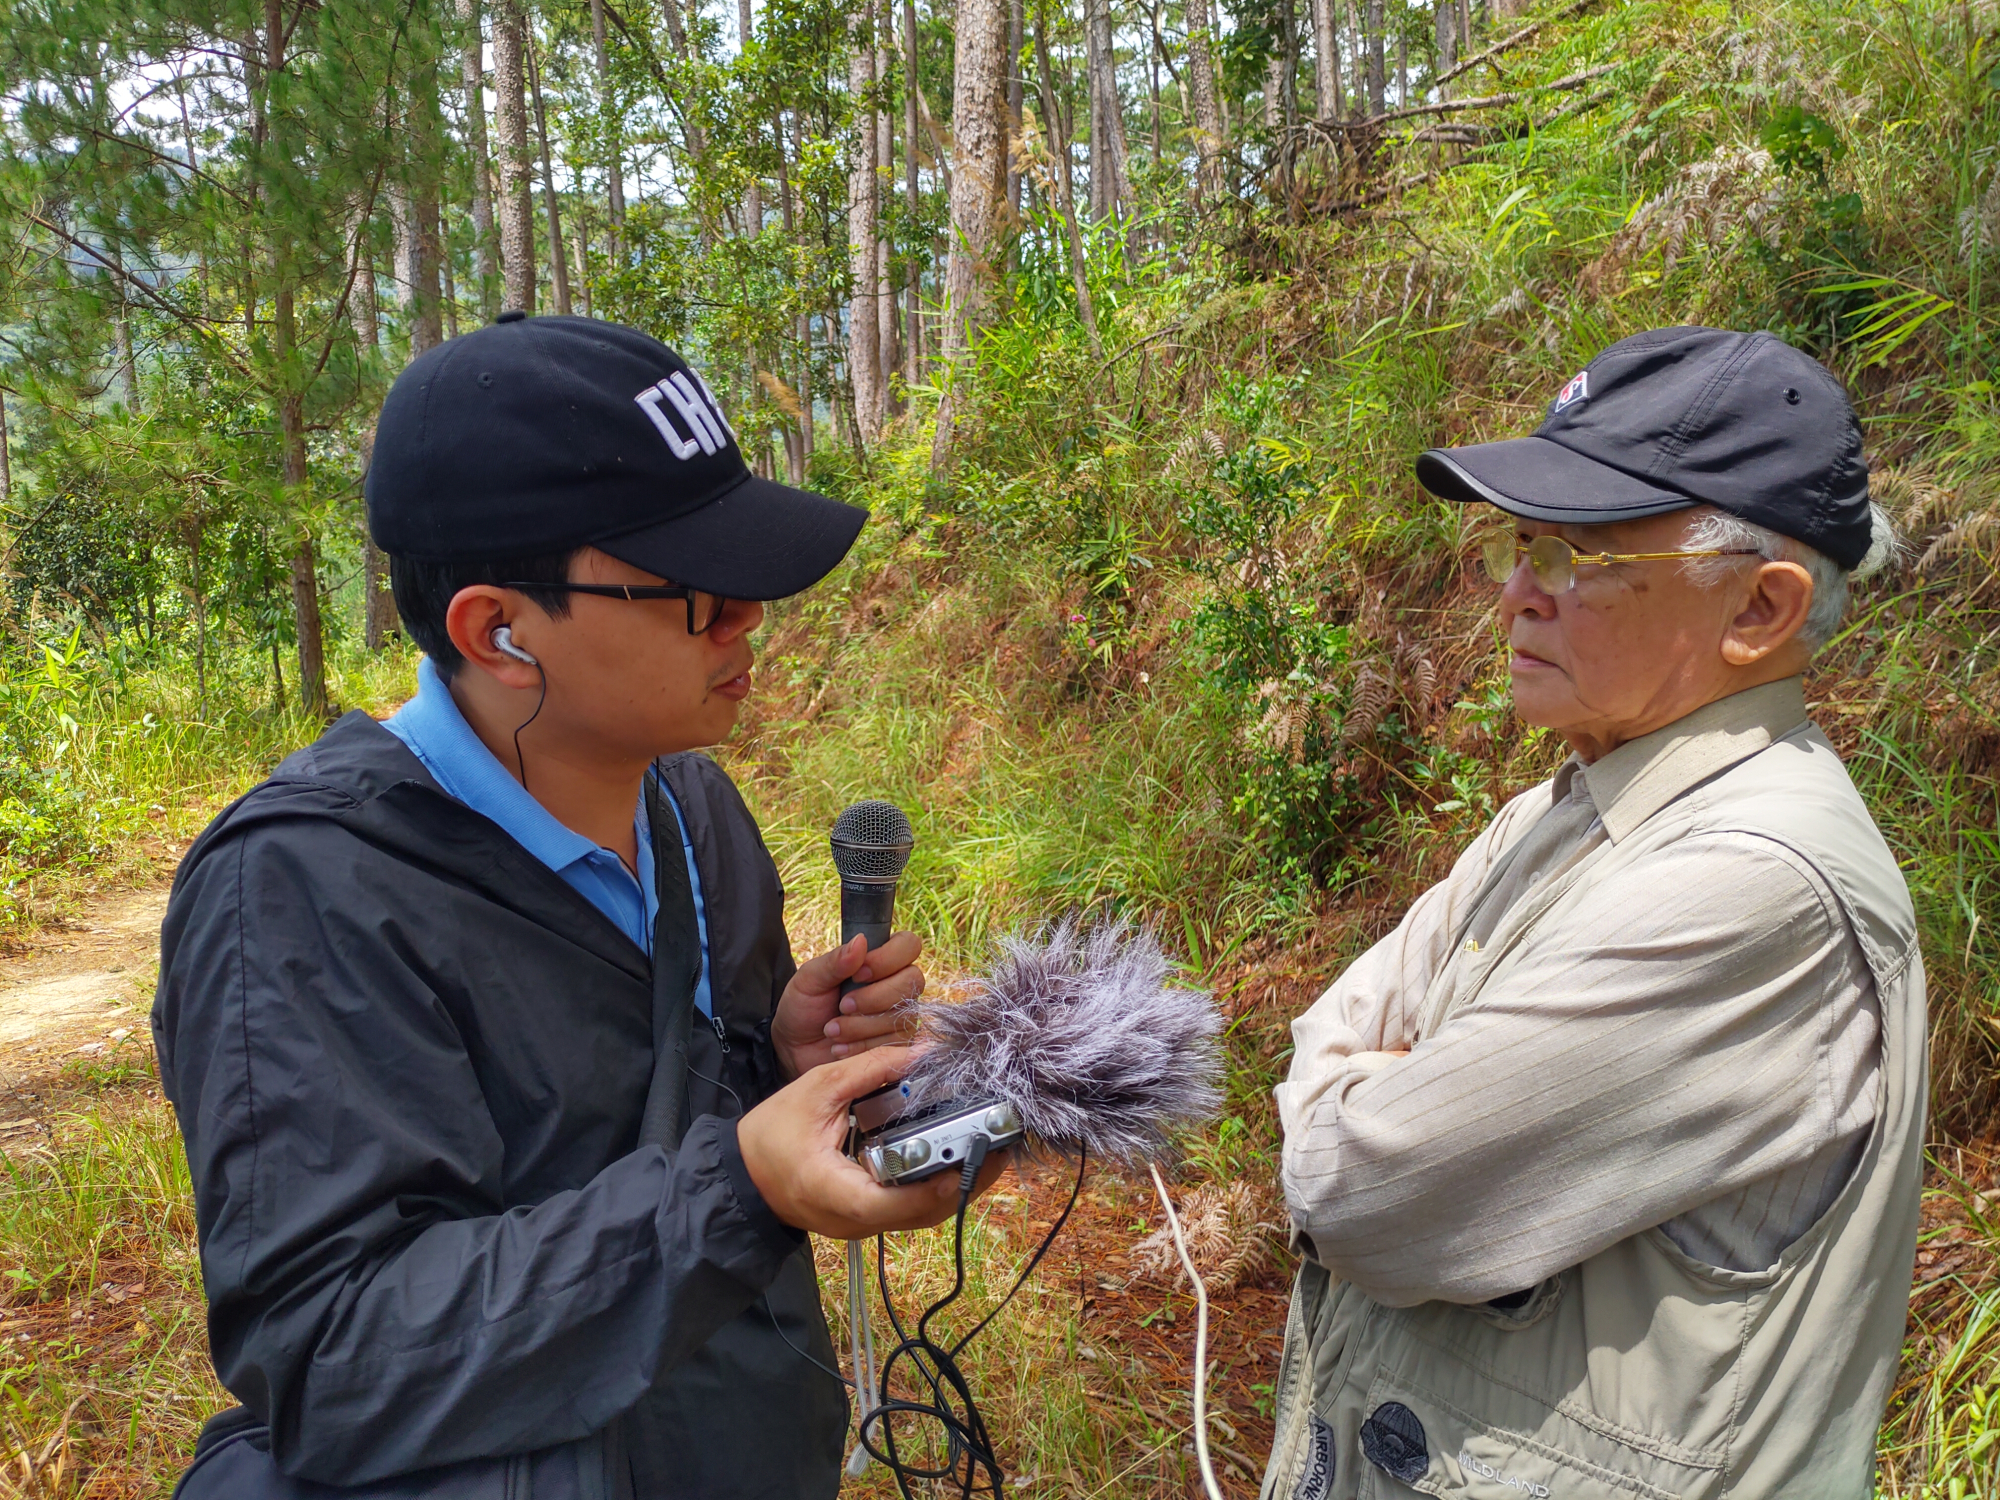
[930,0,1008,467]
[1311,0,1340,118]
[1364,0,1385,114]
[1005,0,1024,217]
[876,0,897,409]
[1183,0,1225,199]
[0,392,11,506]
[1034,15,1099,350]
[903,0,923,387]
[527,36,571,315]
[741,0,763,232]
[274,282,326,719]
[352,217,381,348]
[364,539,400,648]
[395,71,446,355]
[1435,0,1457,86]
[847,5,884,440]
[590,0,626,259]
[1086,0,1129,217]
[459,0,499,318]
[493,0,536,313]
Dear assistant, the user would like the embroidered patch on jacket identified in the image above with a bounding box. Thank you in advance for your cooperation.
[1553,369,1589,412]
[1292,1412,1335,1500]
[1360,1400,1430,1484]
[1458,1449,1551,1497]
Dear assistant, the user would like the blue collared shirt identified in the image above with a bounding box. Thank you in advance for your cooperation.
[383,656,714,1017]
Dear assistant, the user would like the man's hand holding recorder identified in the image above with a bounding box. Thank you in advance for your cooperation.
[152,316,1005,1499]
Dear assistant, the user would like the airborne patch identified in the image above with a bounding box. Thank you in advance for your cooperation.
[1293,1412,1336,1500]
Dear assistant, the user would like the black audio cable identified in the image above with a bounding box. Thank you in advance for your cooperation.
[858,1142,1087,1499]
[759,1142,1086,1498]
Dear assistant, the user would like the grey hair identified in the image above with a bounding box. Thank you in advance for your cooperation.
[1680,502,1900,651]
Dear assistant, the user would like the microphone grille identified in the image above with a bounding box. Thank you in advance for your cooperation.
[830,800,915,884]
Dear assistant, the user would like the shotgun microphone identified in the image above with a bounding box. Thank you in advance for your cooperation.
[829,800,915,978]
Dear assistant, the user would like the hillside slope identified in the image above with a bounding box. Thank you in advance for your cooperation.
[724,0,1999,1488]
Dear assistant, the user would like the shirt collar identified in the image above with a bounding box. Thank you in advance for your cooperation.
[388,656,615,876]
[1574,676,1809,843]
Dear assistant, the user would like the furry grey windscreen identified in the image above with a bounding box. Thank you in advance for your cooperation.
[899,919,1223,1169]
[829,800,915,884]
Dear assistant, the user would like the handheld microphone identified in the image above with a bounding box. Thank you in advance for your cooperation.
[829,800,915,980]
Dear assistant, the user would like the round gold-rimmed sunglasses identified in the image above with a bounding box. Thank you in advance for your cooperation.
[1478,533,1762,594]
[500,581,729,635]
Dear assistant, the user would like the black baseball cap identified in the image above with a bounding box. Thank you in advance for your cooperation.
[1414,327,1872,569]
[365,313,867,599]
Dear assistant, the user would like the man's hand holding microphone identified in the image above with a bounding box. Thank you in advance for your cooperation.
[736,801,1009,1239]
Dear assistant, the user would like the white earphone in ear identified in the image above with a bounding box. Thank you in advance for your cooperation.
[491,626,539,666]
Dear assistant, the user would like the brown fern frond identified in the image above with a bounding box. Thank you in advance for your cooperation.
[1128,1181,1287,1294]
[1341,665,1393,747]
[1917,511,2000,573]
[1411,658,1438,709]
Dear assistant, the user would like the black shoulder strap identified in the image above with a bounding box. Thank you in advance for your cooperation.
[637,766,702,1150]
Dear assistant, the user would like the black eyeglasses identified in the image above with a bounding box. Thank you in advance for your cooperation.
[499,581,729,636]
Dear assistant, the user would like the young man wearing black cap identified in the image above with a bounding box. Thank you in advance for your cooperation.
[1258,328,1922,1499]
[153,315,1000,1498]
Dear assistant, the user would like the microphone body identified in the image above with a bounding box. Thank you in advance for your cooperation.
[840,881,898,958]
[829,801,916,991]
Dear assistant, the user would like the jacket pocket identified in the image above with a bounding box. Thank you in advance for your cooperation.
[1353,1371,1715,1500]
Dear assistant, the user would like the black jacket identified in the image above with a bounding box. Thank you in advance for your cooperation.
[153,712,847,1498]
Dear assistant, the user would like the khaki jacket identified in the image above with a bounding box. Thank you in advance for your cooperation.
[1260,686,1925,1500]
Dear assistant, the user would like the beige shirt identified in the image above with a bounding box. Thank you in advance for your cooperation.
[1276,678,1881,1306]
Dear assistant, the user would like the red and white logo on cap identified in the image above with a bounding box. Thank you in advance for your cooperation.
[1554,370,1589,412]
[635,370,737,460]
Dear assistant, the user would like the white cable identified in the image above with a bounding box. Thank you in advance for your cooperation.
[1150,1161,1225,1500]
[845,1238,880,1476]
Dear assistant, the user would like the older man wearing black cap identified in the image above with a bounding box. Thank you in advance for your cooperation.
[152,315,1003,1499]
[1259,328,1922,1500]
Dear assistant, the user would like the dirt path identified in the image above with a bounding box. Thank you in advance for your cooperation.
[0,883,169,1098]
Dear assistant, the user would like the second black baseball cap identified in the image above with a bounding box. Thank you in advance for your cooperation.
[1414,326,1873,570]
[365,313,867,600]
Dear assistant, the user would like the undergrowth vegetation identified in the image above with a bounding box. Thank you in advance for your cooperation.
[0,0,1995,1493]
[732,0,2000,1491]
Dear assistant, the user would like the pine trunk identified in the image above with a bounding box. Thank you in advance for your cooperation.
[1312,0,1340,118]
[591,0,626,257]
[1005,0,1024,216]
[930,0,1007,467]
[1086,0,1129,218]
[848,7,884,440]
[1184,0,1225,199]
[1034,16,1099,350]
[396,70,446,355]
[364,540,400,648]
[876,2,897,410]
[275,285,326,719]
[742,0,763,233]
[352,219,381,348]
[1364,0,1384,114]
[527,37,571,315]
[493,0,536,313]
[459,0,499,317]
[903,0,924,387]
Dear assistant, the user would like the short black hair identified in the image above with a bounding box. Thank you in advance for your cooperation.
[387,549,579,680]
